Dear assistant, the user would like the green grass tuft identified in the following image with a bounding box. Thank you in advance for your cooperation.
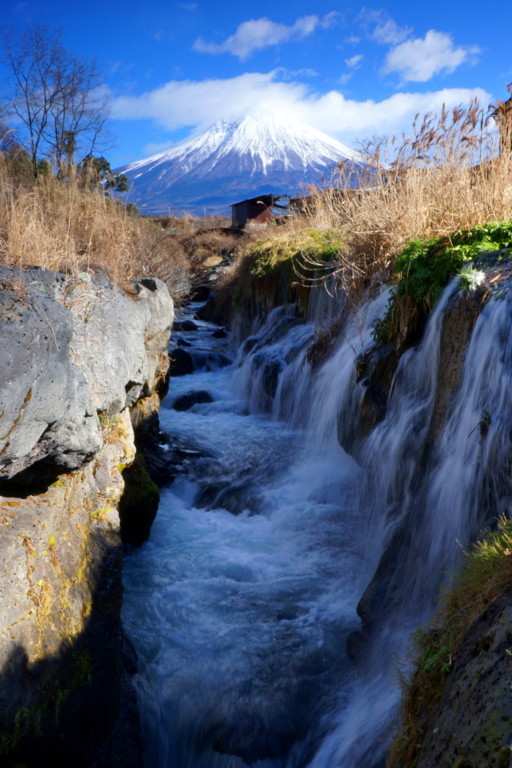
[372,221,512,345]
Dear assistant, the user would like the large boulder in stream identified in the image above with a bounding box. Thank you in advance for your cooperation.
[173,319,198,331]
[169,347,194,375]
[172,390,214,411]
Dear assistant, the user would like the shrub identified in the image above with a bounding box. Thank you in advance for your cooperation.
[372,221,512,344]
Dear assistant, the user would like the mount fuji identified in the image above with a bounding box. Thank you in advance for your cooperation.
[118,115,363,216]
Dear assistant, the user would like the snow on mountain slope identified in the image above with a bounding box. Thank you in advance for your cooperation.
[118,115,364,215]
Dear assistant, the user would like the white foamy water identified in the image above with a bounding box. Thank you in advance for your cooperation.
[123,283,512,767]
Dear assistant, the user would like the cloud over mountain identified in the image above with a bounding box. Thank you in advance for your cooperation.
[110,72,489,150]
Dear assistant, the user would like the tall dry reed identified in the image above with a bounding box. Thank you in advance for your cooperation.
[0,155,192,300]
[296,99,512,295]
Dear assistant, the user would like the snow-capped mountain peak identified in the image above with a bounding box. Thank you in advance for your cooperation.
[119,115,362,215]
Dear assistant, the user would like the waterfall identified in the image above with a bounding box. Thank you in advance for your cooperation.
[122,280,512,767]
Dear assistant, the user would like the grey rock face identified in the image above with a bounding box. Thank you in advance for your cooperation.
[0,267,173,480]
[416,597,512,768]
[0,265,173,766]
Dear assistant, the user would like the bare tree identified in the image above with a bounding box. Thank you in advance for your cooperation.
[1,25,109,177]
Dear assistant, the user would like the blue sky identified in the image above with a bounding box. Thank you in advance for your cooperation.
[1,1,510,166]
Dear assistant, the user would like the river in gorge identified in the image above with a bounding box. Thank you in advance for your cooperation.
[122,281,512,767]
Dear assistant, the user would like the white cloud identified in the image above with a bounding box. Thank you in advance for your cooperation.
[383,30,480,82]
[372,18,411,45]
[274,67,318,80]
[358,10,412,45]
[110,71,490,148]
[345,54,363,70]
[193,13,338,61]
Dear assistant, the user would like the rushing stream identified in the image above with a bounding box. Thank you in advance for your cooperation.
[122,282,512,767]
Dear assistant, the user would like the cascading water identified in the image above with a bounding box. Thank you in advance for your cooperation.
[122,277,512,767]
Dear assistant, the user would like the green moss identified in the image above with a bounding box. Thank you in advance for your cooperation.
[247,228,342,278]
[373,221,512,344]
[233,228,342,319]
[0,650,95,759]
[118,451,160,546]
[98,412,120,430]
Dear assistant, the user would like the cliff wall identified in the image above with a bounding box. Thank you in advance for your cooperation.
[0,267,173,767]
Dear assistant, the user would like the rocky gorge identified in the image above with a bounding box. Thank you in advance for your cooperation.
[2,238,512,768]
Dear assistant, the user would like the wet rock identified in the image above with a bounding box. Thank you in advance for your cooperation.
[173,319,198,332]
[338,344,400,460]
[427,290,483,445]
[137,426,207,487]
[241,337,258,355]
[347,521,414,669]
[358,345,401,431]
[198,480,261,516]
[169,347,194,376]
[263,361,281,401]
[172,390,214,411]
[210,711,293,762]
[119,452,160,546]
[194,299,216,322]
[191,350,232,370]
[189,284,210,302]
[211,327,228,338]
[177,337,192,347]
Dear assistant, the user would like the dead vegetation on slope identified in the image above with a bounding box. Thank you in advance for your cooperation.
[0,135,243,303]
[248,99,512,305]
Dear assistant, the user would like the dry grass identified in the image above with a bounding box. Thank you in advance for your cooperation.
[0,152,193,301]
[4,98,511,311]
[286,100,512,299]
[177,228,241,271]
[151,214,231,233]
